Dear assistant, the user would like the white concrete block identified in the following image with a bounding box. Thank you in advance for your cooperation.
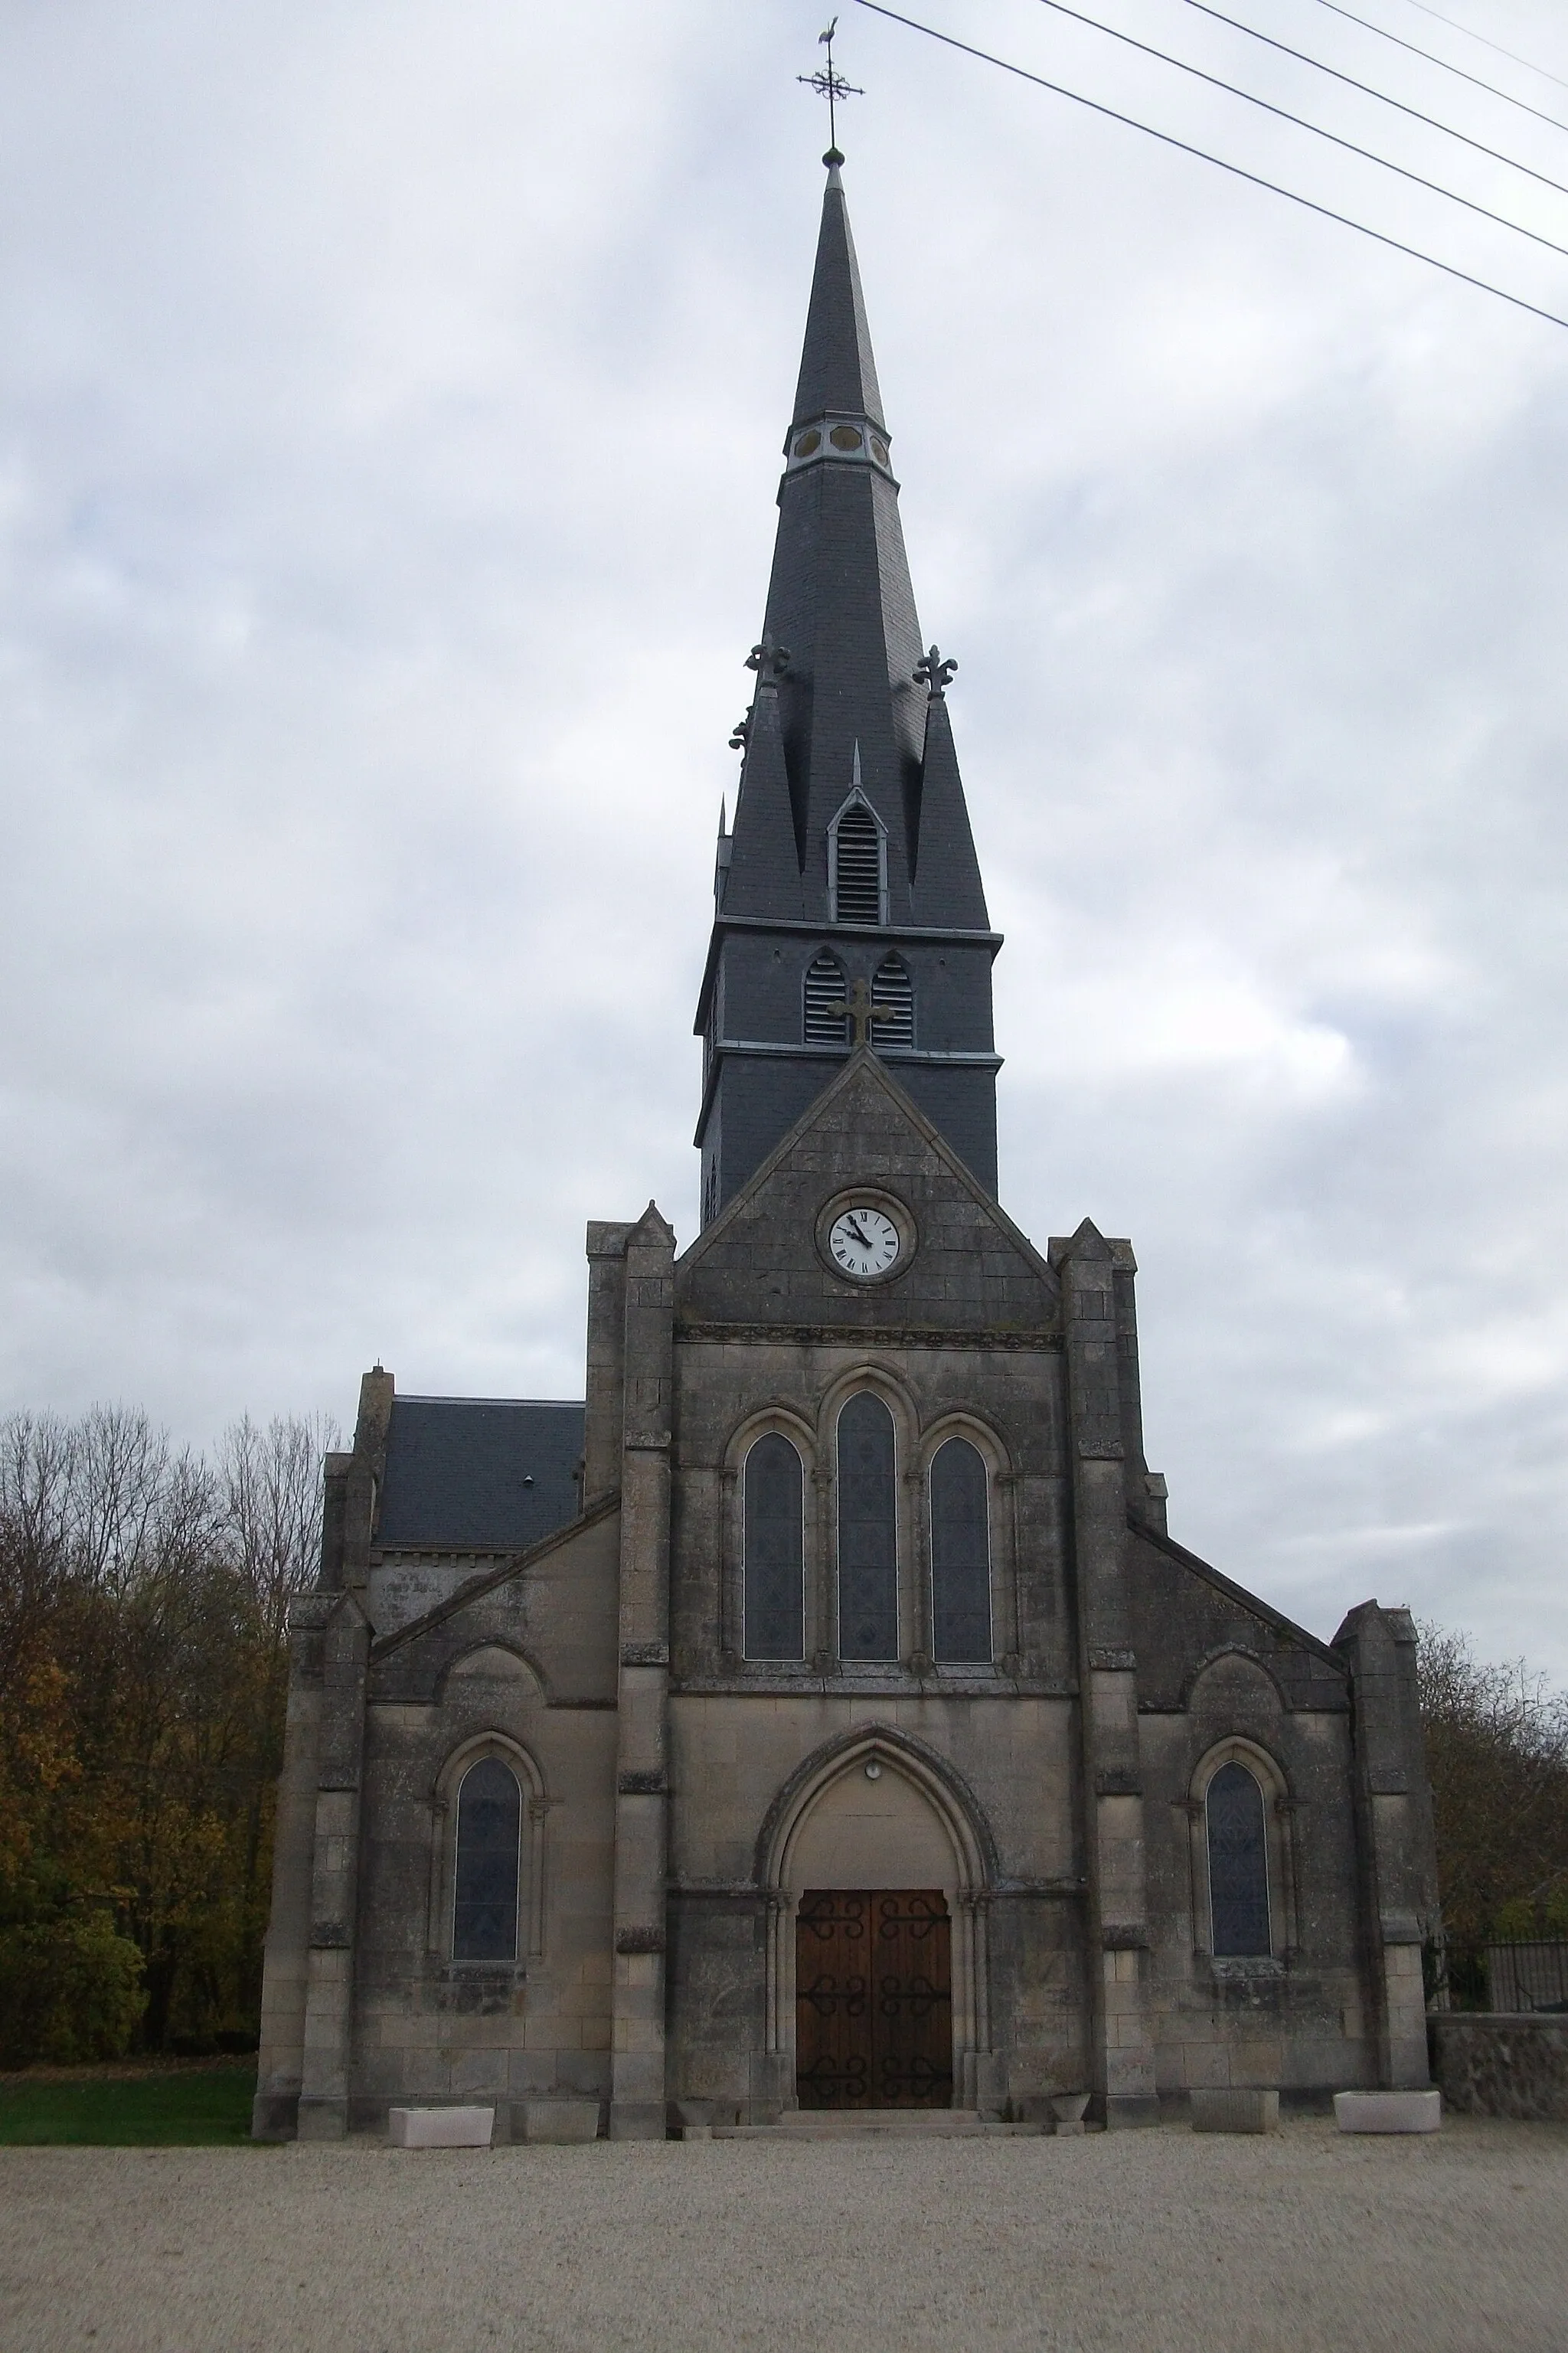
[387,2105,495,2149]
[519,2098,602,2144]
[1334,2090,1441,2135]
[1191,2089,1279,2135]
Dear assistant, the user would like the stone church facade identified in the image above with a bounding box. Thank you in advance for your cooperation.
[253,157,1439,2142]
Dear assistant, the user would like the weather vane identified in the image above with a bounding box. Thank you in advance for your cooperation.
[798,18,863,159]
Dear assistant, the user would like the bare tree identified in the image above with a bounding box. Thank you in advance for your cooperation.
[215,1413,338,1647]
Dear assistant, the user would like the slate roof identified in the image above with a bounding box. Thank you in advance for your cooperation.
[694,158,1001,1214]
[375,1397,584,1551]
[791,160,886,430]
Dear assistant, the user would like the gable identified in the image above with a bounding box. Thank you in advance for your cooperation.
[1129,1521,1348,1713]
[369,1495,620,1707]
[678,1051,1057,1335]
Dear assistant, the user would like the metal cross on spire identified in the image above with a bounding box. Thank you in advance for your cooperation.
[798,17,863,159]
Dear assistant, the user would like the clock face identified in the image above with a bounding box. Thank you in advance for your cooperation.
[828,1204,901,1281]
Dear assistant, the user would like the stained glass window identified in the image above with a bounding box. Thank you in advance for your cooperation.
[929,1438,991,1664]
[744,1433,805,1661]
[838,1393,898,1661]
[453,1757,521,1961]
[1207,1760,1271,1956]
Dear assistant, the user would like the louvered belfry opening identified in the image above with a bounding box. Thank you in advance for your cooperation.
[871,953,913,1049]
[804,949,849,1046]
[831,801,884,925]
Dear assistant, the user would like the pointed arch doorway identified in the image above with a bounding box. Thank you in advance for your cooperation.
[761,1734,995,2113]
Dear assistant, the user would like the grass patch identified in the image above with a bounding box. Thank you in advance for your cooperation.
[0,2066,258,2146]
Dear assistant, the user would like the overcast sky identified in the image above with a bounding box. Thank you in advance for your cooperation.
[4,0,1568,1678]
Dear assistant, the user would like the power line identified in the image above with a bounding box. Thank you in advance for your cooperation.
[1397,0,1568,98]
[1168,0,1568,199]
[849,0,1568,332]
[1305,0,1568,139]
[1014,0,1568,268]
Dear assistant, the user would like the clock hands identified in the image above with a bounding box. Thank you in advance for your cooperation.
[828,1204,902,1279]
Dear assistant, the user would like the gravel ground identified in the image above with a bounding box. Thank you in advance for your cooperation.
[2,2116,1565,2353]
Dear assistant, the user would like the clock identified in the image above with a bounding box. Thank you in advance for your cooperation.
[828,1204,901,1281]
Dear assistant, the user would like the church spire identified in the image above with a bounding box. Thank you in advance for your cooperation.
[694,157,1001,1225]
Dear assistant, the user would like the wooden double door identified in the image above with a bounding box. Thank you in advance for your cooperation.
[795,1890,953,2110]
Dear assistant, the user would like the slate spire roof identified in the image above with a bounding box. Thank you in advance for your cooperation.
[722,158,988,930]
[790,155,886,433]
[694,155,1001,1218]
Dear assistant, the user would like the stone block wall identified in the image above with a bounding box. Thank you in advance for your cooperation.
[1431,2014,1568,2120]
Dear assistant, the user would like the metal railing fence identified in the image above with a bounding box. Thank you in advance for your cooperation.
[1485,1938,1568,2012]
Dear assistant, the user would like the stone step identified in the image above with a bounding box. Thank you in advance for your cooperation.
[701,2126,1045,2145]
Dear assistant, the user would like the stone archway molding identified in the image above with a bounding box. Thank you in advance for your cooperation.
[1178,1643,1291,1714]
[754,1724,999,2111]
[756,1721,999,1888]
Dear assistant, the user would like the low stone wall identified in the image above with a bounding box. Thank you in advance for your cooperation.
[1430,2012,1568,2121]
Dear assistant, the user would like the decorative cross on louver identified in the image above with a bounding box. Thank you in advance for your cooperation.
[825,976,900,1050]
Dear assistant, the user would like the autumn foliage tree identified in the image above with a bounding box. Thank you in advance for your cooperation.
[1418,1621,1568,2003]
[0,1407,332,2065]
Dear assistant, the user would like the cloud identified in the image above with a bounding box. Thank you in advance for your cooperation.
[3,0,1568,1678]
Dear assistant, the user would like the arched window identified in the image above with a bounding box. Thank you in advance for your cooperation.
[871,953,913,1049]
[804,949,849,1046]
[929,1438,991,1663]
[1207,1761,1271,1956]
[838,1393,898,1661]
[831,799,884,925]
[452,1757,522,1961]
[744,1433,805,1661]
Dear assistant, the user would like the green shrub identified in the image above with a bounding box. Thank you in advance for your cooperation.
[0,1911,146,2067]
[1492,1886,1568,1940]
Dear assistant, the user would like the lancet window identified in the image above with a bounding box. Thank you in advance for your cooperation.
[452,1757,522,1962]
[1206,1761,1271,1956]
[929,1437,991,1663]
[871,953,914,1049]
[743,1433,805,1662]
[831,799,885,926]
[804,949,850,1046]
[837,1393,899,1661]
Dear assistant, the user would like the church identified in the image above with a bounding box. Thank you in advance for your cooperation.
[253,152,1439,2141]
